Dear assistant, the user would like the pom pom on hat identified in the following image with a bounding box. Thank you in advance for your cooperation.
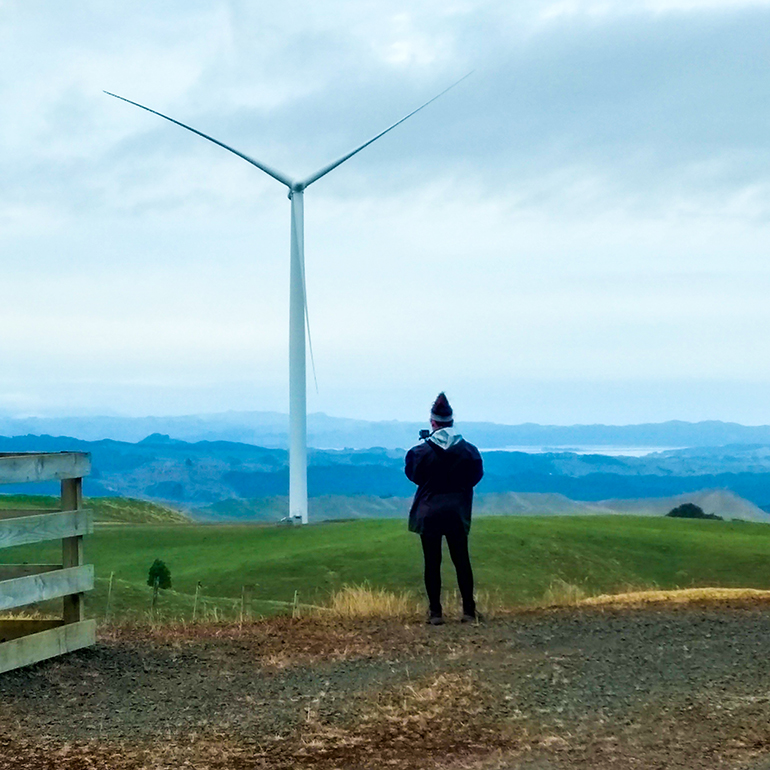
[430,392,453,424]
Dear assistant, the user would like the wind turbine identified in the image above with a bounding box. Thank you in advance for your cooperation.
[105,74,471,525]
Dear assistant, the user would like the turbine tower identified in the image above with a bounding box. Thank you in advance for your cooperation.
[105,74,470,524]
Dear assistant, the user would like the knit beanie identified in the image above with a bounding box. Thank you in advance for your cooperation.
[430,392,454,424]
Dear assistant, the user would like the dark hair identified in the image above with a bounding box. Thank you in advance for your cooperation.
[431,392,454,426]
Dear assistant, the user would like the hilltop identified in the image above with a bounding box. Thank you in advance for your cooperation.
[0,494,189,524]
[477,488,768,522]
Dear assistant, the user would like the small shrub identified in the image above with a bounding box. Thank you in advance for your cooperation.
[147,559,172,590]
[666,503,722,521]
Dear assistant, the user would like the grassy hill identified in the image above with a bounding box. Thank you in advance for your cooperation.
[197,489,769,523]
[3,515,770,620]
[0,494,190,524]
[474,488,770,521]
[198,494,409,521]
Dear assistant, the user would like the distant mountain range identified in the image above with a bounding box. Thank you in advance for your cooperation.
[2,432,770,518]
[4,411,770,448]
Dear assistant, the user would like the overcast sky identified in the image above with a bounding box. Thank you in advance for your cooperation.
[2,0,770,424]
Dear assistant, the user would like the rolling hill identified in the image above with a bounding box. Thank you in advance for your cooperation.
[196,489,769,523]
[0,494,190,524]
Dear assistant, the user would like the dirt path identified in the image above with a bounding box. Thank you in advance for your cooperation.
[2,603,770,769]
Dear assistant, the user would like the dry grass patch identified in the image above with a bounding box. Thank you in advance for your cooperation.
[0,610,57,620]
[324,584,420,619]
[367,671,485,728]
[579,586,770,607]
[100,614,430,670]
[0,733,254,770]
[290,671,519,769]
[541,578,589,606]
[536,583,770,611]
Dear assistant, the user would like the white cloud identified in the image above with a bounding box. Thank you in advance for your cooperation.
[2,1,770,423]
[538,0,770,19]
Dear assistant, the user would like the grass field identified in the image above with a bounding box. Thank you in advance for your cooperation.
[4,515,770,620]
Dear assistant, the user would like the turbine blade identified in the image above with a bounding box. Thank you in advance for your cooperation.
[291,201,319,394]
[300,71,473,188]
[304,280,320,396]
[104,91,294,189]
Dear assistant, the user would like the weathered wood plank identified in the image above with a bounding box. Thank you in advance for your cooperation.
[61,478,84,624]
[0,453,90,484]
[0,619,63,642]
[0,564,62,581]
[0,565,94,612]
[0,509,60,521]
[0,620,95,673]
[0,509,92,549]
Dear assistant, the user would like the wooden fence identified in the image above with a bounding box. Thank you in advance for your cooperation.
[0,452,94,673]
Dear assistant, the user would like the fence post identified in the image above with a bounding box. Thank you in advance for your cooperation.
[61,477,84,624]
[193,581,201,622]
[105,571,114,621]
[243,584,253,622]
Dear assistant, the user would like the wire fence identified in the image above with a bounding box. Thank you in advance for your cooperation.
[93,574,336,625]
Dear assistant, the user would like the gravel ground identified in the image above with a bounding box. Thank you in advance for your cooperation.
[2,603,770,768]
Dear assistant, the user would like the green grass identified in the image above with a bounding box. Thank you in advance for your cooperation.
[4,516,770,620]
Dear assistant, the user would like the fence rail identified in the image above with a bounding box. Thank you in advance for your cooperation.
[0,452,94,674]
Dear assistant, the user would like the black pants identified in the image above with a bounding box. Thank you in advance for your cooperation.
[420,529,475,617]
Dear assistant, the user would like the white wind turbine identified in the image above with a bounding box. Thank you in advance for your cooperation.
[105,74,470,524]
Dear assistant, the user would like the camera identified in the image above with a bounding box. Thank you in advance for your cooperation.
[419,429,431,440]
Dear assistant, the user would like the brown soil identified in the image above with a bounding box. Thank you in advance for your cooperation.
[3,603,770,769]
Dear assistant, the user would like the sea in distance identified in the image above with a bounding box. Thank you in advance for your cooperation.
[486,446,684,457]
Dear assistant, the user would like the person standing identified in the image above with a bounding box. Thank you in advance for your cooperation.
[405,392,484,625]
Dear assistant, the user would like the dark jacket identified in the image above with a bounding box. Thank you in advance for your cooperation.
[404,433,484,535]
